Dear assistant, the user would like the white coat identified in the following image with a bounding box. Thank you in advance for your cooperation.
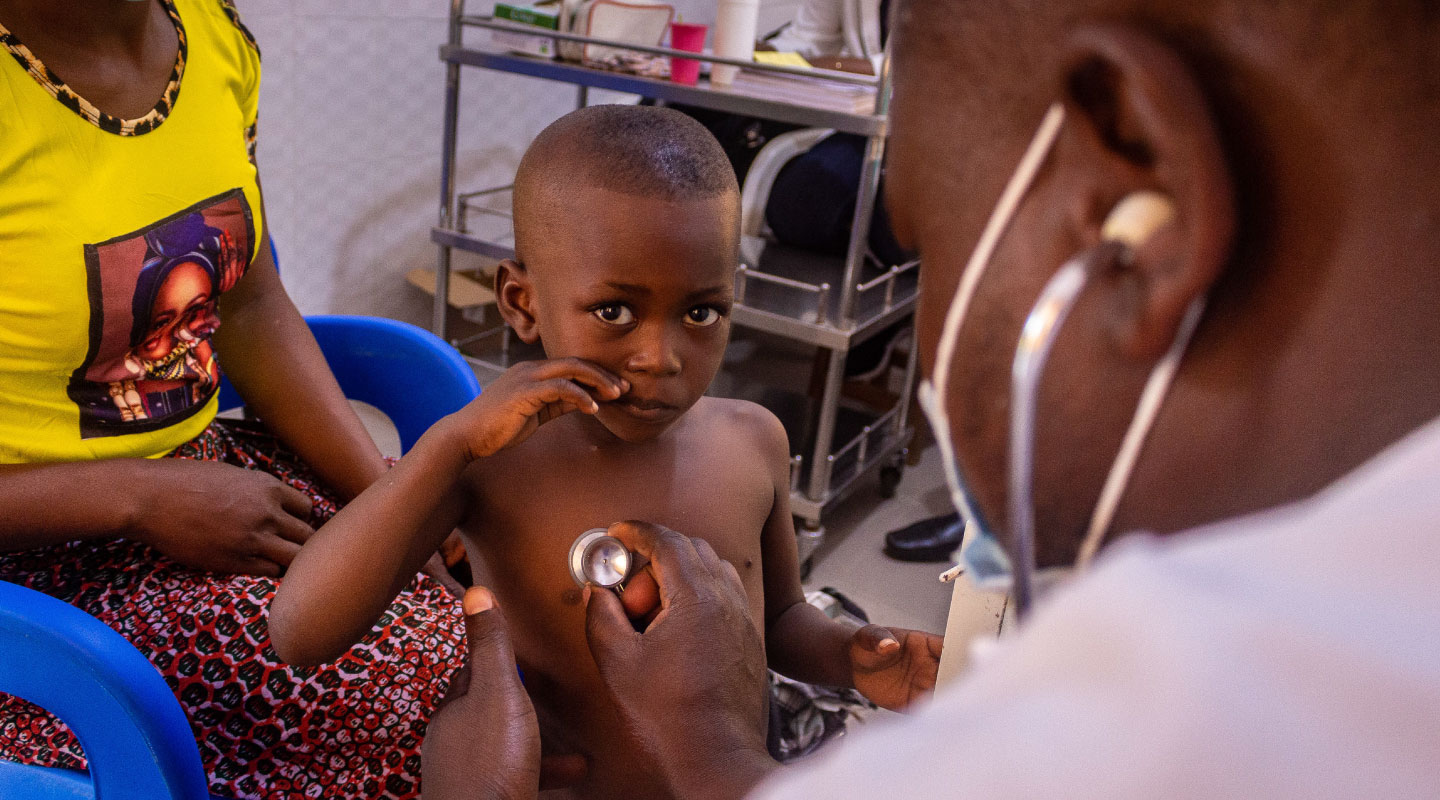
[755,416,1440,798]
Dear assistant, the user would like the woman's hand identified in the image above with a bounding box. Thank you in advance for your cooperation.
[848,624,944,711]
[424,587,587,800]
[446,358,628,462]
[130,459,313,577]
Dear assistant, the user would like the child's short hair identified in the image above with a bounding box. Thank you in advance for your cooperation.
[513,105,738,261]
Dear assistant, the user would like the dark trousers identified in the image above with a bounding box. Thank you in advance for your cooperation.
[765,132,911,268]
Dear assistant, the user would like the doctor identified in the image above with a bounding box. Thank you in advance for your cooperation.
[424,0,1440,796]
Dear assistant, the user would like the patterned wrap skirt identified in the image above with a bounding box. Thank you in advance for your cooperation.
[0,418,465,799]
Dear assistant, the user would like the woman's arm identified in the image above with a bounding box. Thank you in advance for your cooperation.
[0,459,317,577]
[0,460,157,549]
[212,230,387,501]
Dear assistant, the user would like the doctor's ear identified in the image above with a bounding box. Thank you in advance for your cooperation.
[1057,23,1236,361]
[494,259,542,344]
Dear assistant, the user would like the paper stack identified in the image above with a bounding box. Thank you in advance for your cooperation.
[726,69,876,115]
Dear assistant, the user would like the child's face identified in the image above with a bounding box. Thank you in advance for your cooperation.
[516,185,738,443]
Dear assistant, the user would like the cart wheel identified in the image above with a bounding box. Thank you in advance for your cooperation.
[878,463,903,499]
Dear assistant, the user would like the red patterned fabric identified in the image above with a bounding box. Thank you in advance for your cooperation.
[0,419,465,799]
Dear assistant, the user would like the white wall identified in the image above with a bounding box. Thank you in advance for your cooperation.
[237,0,801,325]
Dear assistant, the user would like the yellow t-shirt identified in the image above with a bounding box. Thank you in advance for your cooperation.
[0,0,264,463]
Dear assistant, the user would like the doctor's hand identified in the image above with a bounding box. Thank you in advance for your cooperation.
[447,359,628,462]
[849,624,944,711]
[422,587,587,800]
[583,521,777,800]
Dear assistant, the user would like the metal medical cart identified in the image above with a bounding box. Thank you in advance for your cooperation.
[428,1,919,561]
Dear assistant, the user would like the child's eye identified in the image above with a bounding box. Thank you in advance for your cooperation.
[684,306,724,327]
[592,304,635,325]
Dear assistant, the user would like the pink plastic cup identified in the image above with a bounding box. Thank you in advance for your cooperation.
[669,23,707,85]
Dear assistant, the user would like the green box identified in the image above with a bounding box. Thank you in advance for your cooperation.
[494,3,560,30]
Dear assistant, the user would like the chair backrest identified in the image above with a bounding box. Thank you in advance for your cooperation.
[739,127,835,239]
[0,581,212,800]
[303,314,481,452]
[213,236,481,451]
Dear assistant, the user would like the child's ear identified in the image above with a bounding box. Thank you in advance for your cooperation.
[494,259,541,344]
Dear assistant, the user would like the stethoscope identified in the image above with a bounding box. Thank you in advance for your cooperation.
[568,528,632,591]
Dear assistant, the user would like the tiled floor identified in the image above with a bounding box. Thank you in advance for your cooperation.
[352,399,956,636]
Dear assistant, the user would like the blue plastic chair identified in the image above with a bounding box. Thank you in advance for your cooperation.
[0,311,479,798]
[216,314,480,453]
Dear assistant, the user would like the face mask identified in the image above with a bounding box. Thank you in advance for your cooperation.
[922,103,1205,619]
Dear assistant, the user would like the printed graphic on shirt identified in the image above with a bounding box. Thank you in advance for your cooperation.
[68,189,254,439]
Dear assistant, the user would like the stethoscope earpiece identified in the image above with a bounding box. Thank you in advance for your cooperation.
[1101,191,1176,251]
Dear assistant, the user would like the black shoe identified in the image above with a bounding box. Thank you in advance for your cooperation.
[883,512,964,562]
[818,586,870,623]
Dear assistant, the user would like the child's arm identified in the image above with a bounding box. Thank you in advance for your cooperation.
[269,358,627,665]
[755,409,856,689]
[754,408,943,710]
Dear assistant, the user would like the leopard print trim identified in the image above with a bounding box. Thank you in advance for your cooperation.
[245,120,258,163]
[218,0,261,59]
[0,0,187,136]
[221,0,261,163]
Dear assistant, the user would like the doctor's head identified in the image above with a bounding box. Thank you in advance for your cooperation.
[888,1,1440,566]
[498,105,740,444]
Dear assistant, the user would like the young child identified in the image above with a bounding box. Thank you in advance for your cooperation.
[270,105,941,799]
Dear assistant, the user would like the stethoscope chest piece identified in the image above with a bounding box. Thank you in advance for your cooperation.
[568,528,631,589]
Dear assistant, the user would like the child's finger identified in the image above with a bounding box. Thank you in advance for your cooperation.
[530,358,628,399]
[528,379,602,414]
[852,624,902,660]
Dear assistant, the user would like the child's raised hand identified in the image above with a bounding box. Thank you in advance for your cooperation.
[849,624,944,711]
[451,358,628,461]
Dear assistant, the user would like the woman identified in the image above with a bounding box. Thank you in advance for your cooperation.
[0,1,463,797]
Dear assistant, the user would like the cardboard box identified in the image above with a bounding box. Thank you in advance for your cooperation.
[492,3,560,58]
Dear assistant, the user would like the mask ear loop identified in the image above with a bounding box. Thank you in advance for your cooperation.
[929,104,1066,407]
[1076,191,1196,569]
[924,103,1067,588]
[1076,298,1203,568]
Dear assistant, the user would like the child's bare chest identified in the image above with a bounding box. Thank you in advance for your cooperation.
[456,421,777,798]
[473,443,770,568]
[462,429,775,629]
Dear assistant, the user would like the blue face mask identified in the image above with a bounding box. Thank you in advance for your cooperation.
[923,104,1205,620]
